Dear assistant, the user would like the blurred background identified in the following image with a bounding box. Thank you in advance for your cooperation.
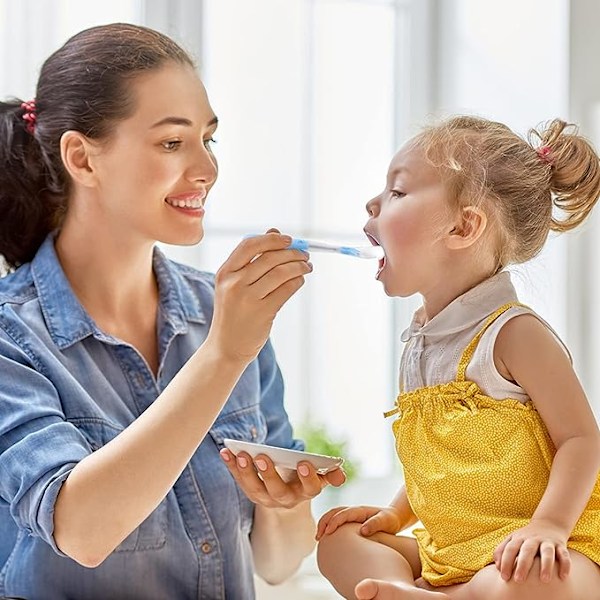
[2,0,600,597]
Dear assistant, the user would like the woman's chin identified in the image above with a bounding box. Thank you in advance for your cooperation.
[160,228,205,247]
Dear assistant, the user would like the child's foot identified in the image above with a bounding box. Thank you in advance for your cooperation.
[355,578,450,600]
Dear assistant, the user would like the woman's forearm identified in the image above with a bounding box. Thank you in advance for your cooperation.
[54,339,249,567]
[251,501,316,585]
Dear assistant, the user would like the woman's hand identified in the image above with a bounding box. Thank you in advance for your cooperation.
[493,519,571,583]
[219,449,345,509]
[316,504,403,541]
[208,231,312,364]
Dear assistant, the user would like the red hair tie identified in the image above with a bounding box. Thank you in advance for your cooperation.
[536,145,553,165]
[20,100,37,134]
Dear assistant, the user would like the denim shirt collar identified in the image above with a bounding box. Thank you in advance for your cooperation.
[31,234,206,350]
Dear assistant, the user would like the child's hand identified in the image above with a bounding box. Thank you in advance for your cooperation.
[315,505,402,540]
[493,519,571,583]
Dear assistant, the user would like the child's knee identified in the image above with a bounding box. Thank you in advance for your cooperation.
[468,560,575,600]
[316,522,364,575]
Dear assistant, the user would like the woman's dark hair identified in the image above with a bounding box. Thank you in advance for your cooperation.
[0,23,194,268]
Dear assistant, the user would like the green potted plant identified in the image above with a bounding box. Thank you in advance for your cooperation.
[297,422,360,484]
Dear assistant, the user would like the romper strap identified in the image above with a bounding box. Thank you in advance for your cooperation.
[456,302,527,382]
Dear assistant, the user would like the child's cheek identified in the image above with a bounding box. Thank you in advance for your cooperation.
[384,211,423,252]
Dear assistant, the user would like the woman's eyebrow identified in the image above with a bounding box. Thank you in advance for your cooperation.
[150,115,219,129]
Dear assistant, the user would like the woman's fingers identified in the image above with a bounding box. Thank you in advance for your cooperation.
[255,260,312,306]
[209,232,312,363]
[221,232,292,273]
[323,467,346,488]
[243,247,310,287]
[256,456,317,508]
[219,450,326,510]
[219,449,270,504]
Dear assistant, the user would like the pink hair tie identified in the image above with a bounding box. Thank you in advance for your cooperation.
[20,100,37,134]
[536,145,553,165]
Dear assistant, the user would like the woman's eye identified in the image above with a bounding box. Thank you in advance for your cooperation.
[204,137,217,150]
[162,140,182,151]
[391,190,406,198]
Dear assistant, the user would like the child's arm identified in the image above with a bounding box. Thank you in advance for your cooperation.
[492,313,600,583]
[315,484,418,540]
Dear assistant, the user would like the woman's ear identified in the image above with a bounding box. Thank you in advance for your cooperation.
[446,206,488,250]
[60,130,100,188]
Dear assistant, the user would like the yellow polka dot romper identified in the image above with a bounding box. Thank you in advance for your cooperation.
[385,302,600,587]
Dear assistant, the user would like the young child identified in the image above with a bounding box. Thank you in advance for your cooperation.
[315,116,600,600]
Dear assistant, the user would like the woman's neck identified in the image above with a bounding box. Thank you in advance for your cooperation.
[54,223,159,328]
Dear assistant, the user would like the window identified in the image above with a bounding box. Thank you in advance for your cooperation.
[162,0,427,479]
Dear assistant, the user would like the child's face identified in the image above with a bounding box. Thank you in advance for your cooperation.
[363,142,454,297]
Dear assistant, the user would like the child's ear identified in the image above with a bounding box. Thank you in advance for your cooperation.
[446,206,488,249]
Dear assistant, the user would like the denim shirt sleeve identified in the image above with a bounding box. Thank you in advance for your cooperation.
[257,339,304,452]
[0,330,91,556]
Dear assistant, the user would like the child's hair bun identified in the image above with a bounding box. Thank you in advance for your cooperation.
[529,119,600,233]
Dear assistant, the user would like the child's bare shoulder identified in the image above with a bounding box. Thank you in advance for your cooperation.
[493,312,570,381]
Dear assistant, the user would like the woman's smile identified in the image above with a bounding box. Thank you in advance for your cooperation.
[165,190,206,215]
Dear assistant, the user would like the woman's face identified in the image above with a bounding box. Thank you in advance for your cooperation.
[88,63,218,247]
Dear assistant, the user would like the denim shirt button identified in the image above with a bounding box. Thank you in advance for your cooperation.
[250,426,258,440]
[201,542,212,554]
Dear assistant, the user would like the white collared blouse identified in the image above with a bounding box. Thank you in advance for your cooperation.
[399,271,569,403]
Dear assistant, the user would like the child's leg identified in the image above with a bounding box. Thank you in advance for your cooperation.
[448,550,600,600]
[317,522,450,599]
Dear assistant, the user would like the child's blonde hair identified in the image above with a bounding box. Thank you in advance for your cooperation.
[413,116,600,269]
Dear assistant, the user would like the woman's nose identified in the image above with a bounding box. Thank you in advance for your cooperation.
[186,144,218,186]
[366,196,380,217]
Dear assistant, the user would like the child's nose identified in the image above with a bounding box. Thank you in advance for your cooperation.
[366,196,380,217]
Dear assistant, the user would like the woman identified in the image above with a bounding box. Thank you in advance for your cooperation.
[0,22,343,599]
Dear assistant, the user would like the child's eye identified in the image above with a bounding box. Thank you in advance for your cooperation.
[391,190,406,198]
[204,137,217,150]
[162,140,182,151]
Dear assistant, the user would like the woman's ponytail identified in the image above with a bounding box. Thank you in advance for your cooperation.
[0,99,64,268]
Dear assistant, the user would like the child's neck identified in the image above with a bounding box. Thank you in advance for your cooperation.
[420,265,496,324]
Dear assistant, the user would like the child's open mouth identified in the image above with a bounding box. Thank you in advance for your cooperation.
[364,231,386,278]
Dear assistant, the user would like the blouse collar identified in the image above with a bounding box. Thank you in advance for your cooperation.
[400,271,518,342]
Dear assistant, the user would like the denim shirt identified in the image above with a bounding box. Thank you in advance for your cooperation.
[0,235,303,600]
